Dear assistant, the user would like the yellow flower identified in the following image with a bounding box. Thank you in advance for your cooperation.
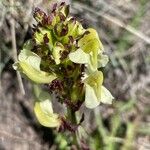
[34,100,61,127]
[13,48,56,84]
[69,28,108,72]
[33,87,61,127]
[83,71,114,108]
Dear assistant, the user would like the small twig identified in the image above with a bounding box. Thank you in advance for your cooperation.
[73,2,150,44]
[103,14,150,44]
[10,0,25,95]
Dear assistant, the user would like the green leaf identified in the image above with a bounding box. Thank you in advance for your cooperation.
[38,89,52,103]
[68,48,90,64]
[34,100,61,127]
[33,84,54,103]
[23,40,33,50]
[33,84,42,99]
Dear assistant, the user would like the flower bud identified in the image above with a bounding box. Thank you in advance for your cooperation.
[33,7,47,24]
[54,23,68,38]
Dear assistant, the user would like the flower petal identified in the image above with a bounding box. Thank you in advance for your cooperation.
[98,54,109,68]
[13,49,57,83]
[84,71,103,108]
[34,100,61,127]
[52,42,64,64]
[69,48,90,64]
[85,84,100,109]
[100,86,114,104]
[19,61,56,83]
[84,71,103,99]
[78,28,103,54]
[18,49,41,71]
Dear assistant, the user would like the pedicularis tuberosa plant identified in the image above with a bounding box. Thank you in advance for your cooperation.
[13,2,113,146]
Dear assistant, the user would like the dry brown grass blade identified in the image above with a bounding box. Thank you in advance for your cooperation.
[73,2,150,44]
[10,0,25,95]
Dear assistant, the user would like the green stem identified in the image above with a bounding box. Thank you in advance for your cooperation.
[67,108,79,148]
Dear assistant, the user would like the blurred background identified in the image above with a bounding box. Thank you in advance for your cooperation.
[0,0,150,149]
